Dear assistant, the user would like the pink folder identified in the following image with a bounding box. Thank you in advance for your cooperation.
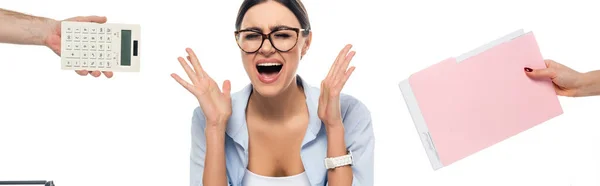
[398,30,563,170]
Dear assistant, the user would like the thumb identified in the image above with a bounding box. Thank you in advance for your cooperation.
[222,80,232,98]
[525,67,556,79]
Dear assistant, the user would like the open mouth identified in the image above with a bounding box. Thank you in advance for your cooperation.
[256,62,283,76]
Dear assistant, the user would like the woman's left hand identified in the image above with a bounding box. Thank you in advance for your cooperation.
[318,44,356,128]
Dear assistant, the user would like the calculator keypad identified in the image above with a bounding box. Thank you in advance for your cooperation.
[63,24,118,70]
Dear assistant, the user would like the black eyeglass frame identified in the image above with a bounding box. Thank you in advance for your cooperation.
[234,27,308,53]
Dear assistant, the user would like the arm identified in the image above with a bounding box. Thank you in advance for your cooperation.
[0,8,111,77]
[326,101,375,186]
[0,8,55,46]
[190,108,230,186]
[578,70,600,96]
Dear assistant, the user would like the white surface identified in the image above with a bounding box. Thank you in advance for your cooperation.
[60,21,141,72]
[398,79,443,170]
[0,0,599,186]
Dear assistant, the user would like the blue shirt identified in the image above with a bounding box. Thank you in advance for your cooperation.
[189,75,375,186]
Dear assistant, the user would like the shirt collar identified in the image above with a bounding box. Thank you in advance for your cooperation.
[225,75,323,151]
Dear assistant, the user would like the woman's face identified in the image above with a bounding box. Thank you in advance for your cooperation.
[238,1,311,97]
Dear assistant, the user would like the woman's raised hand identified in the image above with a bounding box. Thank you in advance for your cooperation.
[171,48,232,130]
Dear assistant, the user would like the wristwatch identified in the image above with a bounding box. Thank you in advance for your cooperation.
[324,151,353,169]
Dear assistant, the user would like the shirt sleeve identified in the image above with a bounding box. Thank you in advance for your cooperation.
[189,107,232,186]
[328,98,375,186]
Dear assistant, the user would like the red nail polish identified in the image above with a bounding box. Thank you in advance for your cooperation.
[524,67,533,72]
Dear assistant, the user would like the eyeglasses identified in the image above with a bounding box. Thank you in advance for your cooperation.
[235,27,306,53]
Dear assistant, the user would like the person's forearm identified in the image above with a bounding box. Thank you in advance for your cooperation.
[579,70,600,96]
[325,124,353,186]
[203,126,228,186]
[0,8,55,45]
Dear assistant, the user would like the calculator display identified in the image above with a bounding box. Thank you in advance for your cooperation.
[121,30,132,66]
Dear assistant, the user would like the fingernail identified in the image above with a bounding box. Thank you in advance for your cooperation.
[524,67,533,72]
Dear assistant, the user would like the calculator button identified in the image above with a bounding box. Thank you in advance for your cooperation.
[106,44,111,51]
[106,28,111,33]
[82,52,89,59]
[105,52,112,59]
[98,52,104,59]
[106,36,112,43]
[90,52,97,59]
[74,28,81,33]
[98,61,104,67]
[74,43,81,50]
[66,51,80,58]
[82,60,89,68]
[82,35,89,41]
[91,28,97,34]
[91,44,97,50]
[66,27,73,33]
[111,52,119,61]
[106,61,112,68]
[65,60,72,67]
[65,34,73,41]
[89,61,96,68]
[98,28,104,33]
[83,44,89,50]
[98,44,104,51]
[74,35,81,42]
[98,35,104,42]
[74,61,81,67]
[66,44,72,50]
[90,35,97,42]
[82,28,89,34]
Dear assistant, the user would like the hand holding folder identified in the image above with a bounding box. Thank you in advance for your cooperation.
[399,29,564,170]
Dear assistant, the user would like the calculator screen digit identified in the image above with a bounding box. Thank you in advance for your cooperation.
[120,30,132,66]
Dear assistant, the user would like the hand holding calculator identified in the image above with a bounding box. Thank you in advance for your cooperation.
[60,21,141,73]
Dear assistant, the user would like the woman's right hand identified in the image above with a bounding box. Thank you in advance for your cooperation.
[525,59,595,97]
[171,48,232,130]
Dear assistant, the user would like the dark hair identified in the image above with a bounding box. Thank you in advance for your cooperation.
[235,0,311,36]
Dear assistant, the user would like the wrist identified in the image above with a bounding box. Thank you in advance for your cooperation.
[39,18,57,46]
[204,123,227,135]
[577,71,600,97]
[325,120,345,133]
[325,123,347,157]
[205,126,226,142]
[17,14,56,46]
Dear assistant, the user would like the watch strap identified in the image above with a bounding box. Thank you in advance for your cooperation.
[324,151,353,169]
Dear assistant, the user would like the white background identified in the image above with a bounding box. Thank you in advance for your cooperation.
[1,0,599,186]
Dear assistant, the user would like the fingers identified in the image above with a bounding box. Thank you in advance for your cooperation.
[340,66,356,88]
[335,51,356,83]
[319,80,328,105]
[544,59,556,67]
[525,67,556,79]
[178,57,200,85]
[102,71,114,78]
[222,80,232,98]
[69,16,107,23]
[185,48,207,79]
[75,70,88,76]
[328,44,353,80]
[90,71,102,77]
[171,73,194,92]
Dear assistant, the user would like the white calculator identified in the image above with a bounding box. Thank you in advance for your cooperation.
[60,21,141,72]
